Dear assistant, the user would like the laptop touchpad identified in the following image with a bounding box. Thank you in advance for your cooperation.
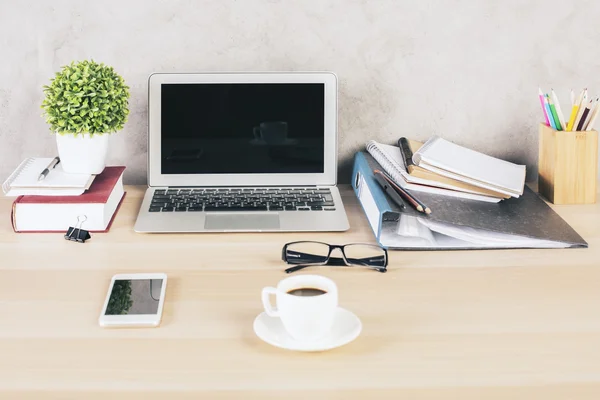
[204,213,280,230]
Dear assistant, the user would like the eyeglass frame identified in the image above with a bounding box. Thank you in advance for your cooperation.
[281,241,388,273]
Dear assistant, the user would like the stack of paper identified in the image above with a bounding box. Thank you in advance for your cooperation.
[412,137,526,198]
[2,158,95,196]
[366,137,526,203]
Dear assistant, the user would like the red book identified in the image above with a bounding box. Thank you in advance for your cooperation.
[11,167,126,232]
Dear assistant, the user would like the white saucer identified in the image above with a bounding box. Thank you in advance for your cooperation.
[253,307,362,352]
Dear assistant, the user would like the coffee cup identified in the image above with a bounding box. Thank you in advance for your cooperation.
[253,121,288,144]
[261,275,338,342]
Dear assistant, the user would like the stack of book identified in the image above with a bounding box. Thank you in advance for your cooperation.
[366,137,526,203]
[2,158,125,232]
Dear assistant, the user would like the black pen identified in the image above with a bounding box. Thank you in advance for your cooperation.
[373,172,405,210]
[375,169,432,214]
[38,157,61,181]
[398,137,415,171]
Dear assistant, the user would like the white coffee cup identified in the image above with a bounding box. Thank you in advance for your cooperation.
[261,275,338,342]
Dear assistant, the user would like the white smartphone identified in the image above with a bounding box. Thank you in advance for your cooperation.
[99,273,167,328]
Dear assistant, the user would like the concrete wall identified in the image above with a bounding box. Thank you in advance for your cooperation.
[1,0,598,184]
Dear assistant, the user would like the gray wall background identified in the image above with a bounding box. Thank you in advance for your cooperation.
[1,0,599,185]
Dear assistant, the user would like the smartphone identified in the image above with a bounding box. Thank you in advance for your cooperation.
[99,273,167,328]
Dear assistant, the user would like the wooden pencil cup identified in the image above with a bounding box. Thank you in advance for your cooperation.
[538,123,598,204]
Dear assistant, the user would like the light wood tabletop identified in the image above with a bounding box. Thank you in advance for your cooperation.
[1,185,599,399]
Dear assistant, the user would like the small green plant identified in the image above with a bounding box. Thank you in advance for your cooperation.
[41,60,130,135]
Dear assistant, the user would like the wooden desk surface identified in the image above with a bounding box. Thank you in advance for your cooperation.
[1,185,599,399]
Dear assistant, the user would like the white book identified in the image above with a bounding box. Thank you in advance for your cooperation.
[412,137,526,197]
[2,158,95,196]
[11,167,125,232]
[366,140,502,203]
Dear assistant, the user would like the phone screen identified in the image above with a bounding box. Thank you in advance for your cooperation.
[105,279,163,315]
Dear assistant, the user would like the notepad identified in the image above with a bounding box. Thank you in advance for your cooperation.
[2,158,95,196]
[412,137,526,197]
[400,139,510,199]
[365,140,502,203]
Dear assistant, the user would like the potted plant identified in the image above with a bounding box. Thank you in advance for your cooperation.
[41,60,130,174]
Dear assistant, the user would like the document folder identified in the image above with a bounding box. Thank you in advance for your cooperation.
[352,152,587,250]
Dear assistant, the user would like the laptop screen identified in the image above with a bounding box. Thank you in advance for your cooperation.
[161,83,325,175]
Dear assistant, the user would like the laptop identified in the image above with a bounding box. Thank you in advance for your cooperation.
[134,72,350,233]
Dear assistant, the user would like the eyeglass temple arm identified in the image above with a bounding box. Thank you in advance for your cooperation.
[284,263,350,274]
[285,264,387,274]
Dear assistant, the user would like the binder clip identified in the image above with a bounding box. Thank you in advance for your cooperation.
[65,215,91,243]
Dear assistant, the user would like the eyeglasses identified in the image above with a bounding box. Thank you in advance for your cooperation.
[282,241,388,273]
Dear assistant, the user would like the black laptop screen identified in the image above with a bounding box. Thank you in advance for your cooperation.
[160,83,325,174]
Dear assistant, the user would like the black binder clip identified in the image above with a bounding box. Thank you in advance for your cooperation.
[65,215,91,243]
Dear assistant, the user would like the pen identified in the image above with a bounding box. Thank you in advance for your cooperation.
[398,137,415,170]
[538,88,551,126]
[37,157,61,181]
[374,169,431,214]
[373,171,405,210]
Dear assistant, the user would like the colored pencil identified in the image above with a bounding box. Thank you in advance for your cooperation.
[551,89,567,130]
[544,95,557,129]
[547,94,562,130]
[573,90,589,131]
[571,89,575,106]
[538,88,551,126]
[577,99,593,131]
[585,98,600,131]
[576,100,593,131]
[567,89,584,131]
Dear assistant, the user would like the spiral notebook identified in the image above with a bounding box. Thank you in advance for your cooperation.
[365,141,503,203]
[2,158,95,196]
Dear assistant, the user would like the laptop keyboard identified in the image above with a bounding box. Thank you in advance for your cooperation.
[148,188,336,212]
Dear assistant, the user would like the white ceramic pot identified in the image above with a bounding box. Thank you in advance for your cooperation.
[56,133,109,174]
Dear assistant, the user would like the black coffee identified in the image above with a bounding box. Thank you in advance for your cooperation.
[287,287,327,297]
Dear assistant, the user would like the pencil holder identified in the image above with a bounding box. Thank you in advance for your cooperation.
[538,123,598,204]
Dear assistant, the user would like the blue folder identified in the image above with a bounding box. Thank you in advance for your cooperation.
[351,151,587,250]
